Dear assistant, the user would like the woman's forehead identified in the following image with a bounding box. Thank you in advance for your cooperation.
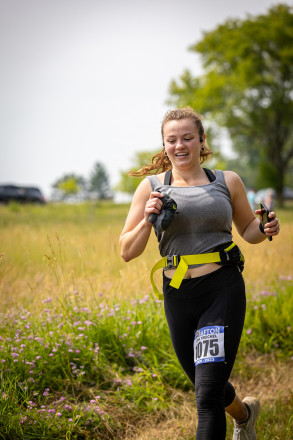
[163,118,198,136]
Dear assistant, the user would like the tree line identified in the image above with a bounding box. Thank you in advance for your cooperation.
[51,162,112,201]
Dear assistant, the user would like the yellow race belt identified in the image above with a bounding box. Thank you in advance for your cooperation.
[150,242,244,300]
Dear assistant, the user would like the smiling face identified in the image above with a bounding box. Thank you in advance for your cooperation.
[163,118,204,170]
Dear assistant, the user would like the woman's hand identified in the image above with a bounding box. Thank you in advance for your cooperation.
[144,191,164,221]
[255,209,280,238]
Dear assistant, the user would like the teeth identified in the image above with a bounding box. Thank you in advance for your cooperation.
[176,153,188,156]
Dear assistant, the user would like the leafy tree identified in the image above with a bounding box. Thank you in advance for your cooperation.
[88,162,111,200]
[116,150,159,194]
[51,174,86,200]
[168,4,293,204]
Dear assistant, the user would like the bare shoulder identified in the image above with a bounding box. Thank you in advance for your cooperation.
[223,170,245,201]
[223,170,242,184]
[134,177,152,200]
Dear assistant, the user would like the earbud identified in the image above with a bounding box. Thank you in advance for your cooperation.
[200,135,205,153]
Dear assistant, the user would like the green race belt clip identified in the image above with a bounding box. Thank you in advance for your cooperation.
[150,242,244,300]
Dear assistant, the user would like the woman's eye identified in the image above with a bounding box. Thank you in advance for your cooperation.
[184,138,192,141]
[168,140,175,143]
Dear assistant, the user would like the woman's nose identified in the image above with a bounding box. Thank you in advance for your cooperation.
[176,140,184,148]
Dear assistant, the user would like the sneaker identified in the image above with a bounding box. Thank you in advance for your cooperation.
[232,397,261,440]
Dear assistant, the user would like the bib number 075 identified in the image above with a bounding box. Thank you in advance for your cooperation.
[194,325,225,366]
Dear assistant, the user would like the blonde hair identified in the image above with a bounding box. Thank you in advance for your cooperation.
[129,107,212,177]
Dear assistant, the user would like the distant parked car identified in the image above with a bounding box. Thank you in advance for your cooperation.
[0,185,46,204]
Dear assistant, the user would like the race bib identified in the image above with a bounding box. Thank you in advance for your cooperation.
[194,325,225,366]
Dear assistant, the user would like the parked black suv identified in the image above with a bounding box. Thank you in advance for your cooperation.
[0,185,46,204]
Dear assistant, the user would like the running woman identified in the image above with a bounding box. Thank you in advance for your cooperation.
[120,107,280,440]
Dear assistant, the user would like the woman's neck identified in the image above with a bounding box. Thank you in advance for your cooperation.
[171,165,209,186]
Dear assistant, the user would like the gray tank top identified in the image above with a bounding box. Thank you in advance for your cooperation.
[147,169,233,267]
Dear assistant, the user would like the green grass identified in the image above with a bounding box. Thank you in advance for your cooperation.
[0,201,292,439]
[0,280,292,438]
[0,292,186,438]
[241,281,293,355]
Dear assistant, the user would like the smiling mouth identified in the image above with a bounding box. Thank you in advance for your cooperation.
[175,152,189,157]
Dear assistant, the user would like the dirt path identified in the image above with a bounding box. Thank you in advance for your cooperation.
[124,354,293,440]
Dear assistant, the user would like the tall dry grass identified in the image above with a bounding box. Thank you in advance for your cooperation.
[0,202,292,310]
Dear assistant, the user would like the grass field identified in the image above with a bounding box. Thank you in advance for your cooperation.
[0,201,292,439]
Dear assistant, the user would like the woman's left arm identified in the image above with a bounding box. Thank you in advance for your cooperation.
[224,171,280,244]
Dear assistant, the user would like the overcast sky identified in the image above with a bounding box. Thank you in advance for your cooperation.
[0,0,290,199]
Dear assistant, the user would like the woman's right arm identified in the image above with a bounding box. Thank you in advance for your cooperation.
[119,178,163,262]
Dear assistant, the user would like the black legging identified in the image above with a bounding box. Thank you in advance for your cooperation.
[163,265,246,440]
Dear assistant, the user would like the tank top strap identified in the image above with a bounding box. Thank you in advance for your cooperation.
[214,169,226,185]
[164,170,172,185]
[147,175,162,191]
[203,168,216,182]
